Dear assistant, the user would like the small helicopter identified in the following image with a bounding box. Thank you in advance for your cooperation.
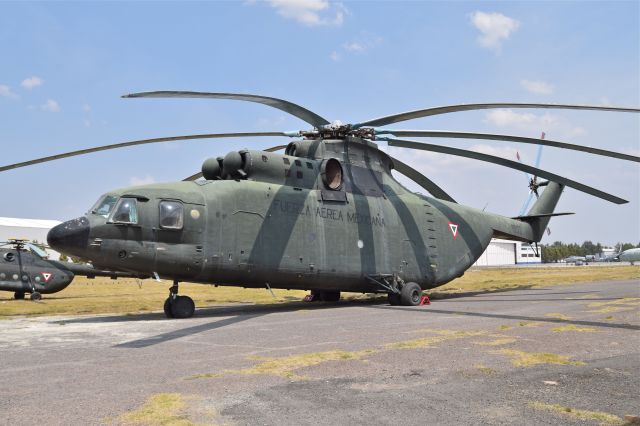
[0,239,147,300]
[2,92,638,317]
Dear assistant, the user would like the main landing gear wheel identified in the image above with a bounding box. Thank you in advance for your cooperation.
[14,292,25,300]
[388,292,401,306]
[320,291,340,302]
[163,297,174,318]
[400,282,422,306]
[30,292,42,301]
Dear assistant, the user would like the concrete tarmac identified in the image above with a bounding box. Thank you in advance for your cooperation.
[1,279,638,425]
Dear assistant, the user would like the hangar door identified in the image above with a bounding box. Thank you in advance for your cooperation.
[475,242,517,266]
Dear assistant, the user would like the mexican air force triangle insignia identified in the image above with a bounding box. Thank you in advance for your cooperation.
[448,222,459,240]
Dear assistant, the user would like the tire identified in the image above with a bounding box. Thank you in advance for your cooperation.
[14,292,25,300]
[320,291,340,302]
[163,297,174,318]
[388,293,401,306]
[400,282,422,306]
[170,295,195,319]
[30,292,42,302]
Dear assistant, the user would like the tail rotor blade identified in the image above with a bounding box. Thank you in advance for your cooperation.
[520,191,535,216]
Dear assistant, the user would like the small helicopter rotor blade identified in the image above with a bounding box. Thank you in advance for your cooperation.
[375,130,640,163]
[0,132,289,173]
[123,91,331,128]
[382,137,628,204]
[388,156,456,203]
[183,144,287,181]
[356,103,640,128]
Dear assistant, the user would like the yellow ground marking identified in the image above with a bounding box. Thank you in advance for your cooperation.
[1,265,637,318]
[190,349,378,380]
[551,324,597,333]
[474,338,518,346]
[544,313,572,320]
[492,349,586,367]
[528,401,624,425]
[116,393,209,426]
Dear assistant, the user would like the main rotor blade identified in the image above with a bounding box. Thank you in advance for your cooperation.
[382,137,628,204]
[183,144,288,181]
[356,103,640,128]
[123,91,331,128]
[376,130,640,163]
[0,132,289,173]
[388,156,456,203]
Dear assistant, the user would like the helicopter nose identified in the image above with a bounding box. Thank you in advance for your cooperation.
[47,216,90,255]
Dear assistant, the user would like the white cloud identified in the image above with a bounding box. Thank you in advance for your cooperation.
[484,109,587,139]
[129,175,156,186]
[470,11,520,52]
[332,33,383,61]
[41,99,60,112]
[0,85,18,99]
[329,50,340,61]
[521,79,554,95]
[21,76,43,90]
[82,104,91,112]
[267,0,346,27]
[343,42,365,52]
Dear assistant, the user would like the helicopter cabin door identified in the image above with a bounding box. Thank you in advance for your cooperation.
[153,199,205,279]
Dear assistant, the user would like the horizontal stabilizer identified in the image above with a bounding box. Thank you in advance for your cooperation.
[513,212,575,220]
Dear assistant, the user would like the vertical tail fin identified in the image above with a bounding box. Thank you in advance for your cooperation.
[526,181,565,241]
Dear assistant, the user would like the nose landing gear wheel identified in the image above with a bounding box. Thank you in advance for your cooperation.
[170,296,195,319]
[400,282,422,306]
[163,297,174,318]
[30,292,42,301]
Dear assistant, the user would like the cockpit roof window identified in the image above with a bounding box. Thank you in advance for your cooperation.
[91,195,118,218]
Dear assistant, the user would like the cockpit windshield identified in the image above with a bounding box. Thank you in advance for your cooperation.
[90,195,118,217]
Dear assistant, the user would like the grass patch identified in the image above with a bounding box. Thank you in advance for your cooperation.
[474,364,496,375]
[190,349,377,380]
[544,313,571,320]
[474,338,517,346]
[492,349,586,367]
[385,330,487,350]
[551,324,597,333]
[0,265,637,319]
[587,297,640,314]
[116,393,200,426]
[528,401,624,425]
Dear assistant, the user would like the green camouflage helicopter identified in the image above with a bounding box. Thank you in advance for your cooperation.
[2,92,638,318]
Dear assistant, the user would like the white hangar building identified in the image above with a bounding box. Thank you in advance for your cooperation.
[0,217,62,260]
[473,238,541,267]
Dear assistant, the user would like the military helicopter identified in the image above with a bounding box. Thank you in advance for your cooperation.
[2,92,638,317]
[0,238,147,300]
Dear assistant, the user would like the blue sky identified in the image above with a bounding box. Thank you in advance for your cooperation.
[1,1,638,245]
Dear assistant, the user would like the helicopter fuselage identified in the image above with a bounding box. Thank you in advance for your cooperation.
[47,137,557,293]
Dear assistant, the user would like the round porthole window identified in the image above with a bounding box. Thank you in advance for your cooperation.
[322,158,343,190]
[3,252,15,262]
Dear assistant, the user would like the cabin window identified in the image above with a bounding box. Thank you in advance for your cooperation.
[322,158,343,190]
[306,162,313,169]
[90,195,118,218]
[159,201,184,230]
[110,198,138,224]
[283,158,290,165]
[295,159,302,167]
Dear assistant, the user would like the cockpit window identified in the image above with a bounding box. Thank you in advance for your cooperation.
[159,201,183,230]
[91,195,118,217]
[110,198,138,224]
